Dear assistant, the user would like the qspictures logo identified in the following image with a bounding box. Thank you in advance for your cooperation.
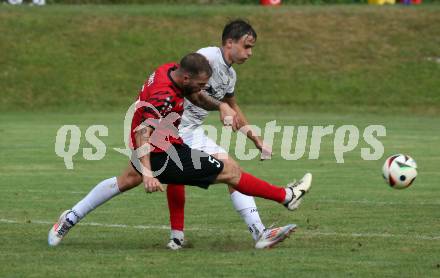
[54,102,386,173]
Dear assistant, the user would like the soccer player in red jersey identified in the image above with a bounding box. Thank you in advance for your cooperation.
[48,53,312,248]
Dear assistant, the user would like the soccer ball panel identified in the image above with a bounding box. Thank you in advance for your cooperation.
[382,154,417,189]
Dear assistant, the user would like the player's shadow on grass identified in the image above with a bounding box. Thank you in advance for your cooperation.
[43,228,291,251]
[47,237,259,252]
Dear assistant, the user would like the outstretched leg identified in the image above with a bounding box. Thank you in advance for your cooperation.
[48,162,143,246]
[214,157,312,211]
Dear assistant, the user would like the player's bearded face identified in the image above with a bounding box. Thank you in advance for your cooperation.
[182,73,210,95]
[231,35,255,64]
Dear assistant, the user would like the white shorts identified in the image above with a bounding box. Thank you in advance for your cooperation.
[179,127,227,155]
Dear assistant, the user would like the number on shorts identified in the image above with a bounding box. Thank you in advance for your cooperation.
[208,156,221,168]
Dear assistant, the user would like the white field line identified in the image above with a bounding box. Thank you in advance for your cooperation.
[1,218,439,241]
[0,218,200,232]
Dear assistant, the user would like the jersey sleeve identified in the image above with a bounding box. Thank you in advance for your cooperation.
[196,47,216,65]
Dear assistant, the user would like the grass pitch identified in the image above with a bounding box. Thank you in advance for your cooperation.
[1,4,439,277]
[1,4,440,113]
[0,109,439,277]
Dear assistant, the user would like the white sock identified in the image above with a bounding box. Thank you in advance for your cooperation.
[230,191,265,241]
[70,177,121,224]
[170,230,184,243]
[284,188,293,204]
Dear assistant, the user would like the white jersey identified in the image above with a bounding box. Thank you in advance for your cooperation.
[179,47,237,131]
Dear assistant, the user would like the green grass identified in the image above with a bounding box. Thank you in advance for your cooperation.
[1,4,439,277]
[1,109,439,277]
[1,5,440,113]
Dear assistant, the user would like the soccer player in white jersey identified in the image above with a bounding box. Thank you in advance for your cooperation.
[166,19,299,250]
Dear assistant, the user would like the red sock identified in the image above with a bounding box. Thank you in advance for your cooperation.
[235,172,286,203]
[167,184,185,231]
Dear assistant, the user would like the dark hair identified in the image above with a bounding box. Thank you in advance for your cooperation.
[222,19,257,45]
[179,53,212,77]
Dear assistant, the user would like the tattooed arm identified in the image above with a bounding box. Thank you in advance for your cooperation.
[186,91,239,130]
[186,90,222,111]
[135,125,164,193]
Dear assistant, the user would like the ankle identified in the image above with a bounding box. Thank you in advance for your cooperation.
[170,229,184,242]
[283,188,293,204]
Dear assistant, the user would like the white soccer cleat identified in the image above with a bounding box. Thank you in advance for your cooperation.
[166,238,184,250]
[255,224,297,249]
[284,173,312,211]
[48,210,75,246]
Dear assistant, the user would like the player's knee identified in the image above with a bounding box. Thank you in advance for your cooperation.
[128,173,142,187]
[117,172,141,191]
[218,159,241,184]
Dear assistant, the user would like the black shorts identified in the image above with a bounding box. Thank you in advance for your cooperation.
[131,144,224,189]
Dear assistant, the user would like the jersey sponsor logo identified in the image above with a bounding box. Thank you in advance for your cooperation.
[218,69,229,85]
[210,64,234,97]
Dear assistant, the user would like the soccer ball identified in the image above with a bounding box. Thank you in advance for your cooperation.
[382,154,417,189]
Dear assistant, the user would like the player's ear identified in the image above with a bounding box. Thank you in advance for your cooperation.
[182,73,191,85]
[224,38,234,48]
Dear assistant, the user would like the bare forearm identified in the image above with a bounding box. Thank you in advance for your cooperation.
[234,105,249,128]
[233,104,261,144]
[135,127,153,177]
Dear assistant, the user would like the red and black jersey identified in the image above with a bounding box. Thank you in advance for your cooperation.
[131,63,185,152]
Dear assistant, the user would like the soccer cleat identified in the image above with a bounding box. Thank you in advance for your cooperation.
[48,210,75,246]
[166,238,184,250]
[255,224,297,249]
[284,173,312,211]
